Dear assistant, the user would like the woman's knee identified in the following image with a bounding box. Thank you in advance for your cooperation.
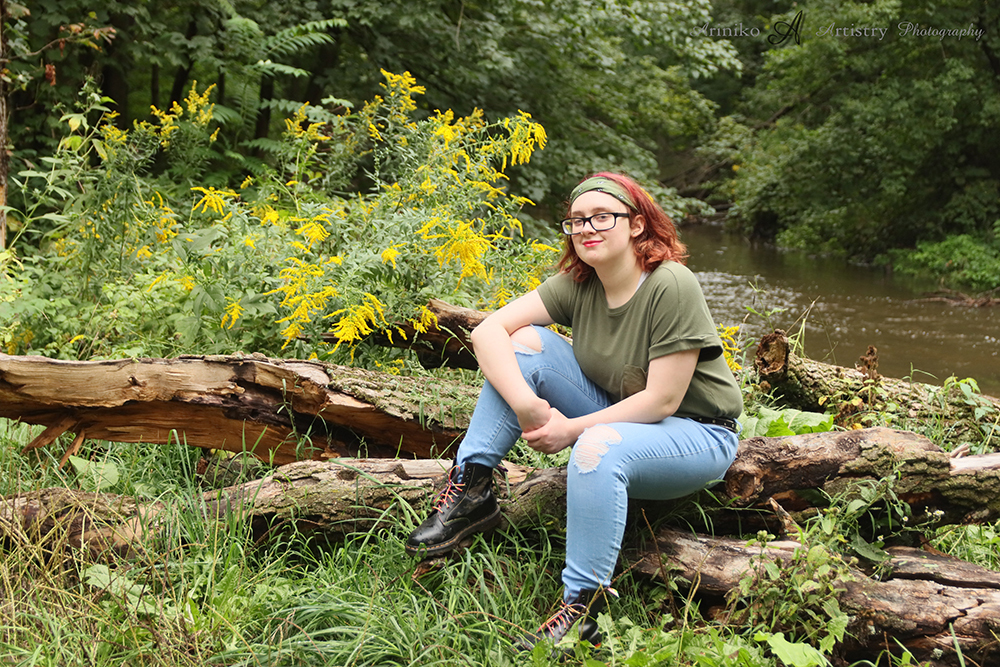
[510,325,543,355]
[569,424,623,475]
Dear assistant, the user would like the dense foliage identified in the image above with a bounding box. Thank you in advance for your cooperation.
[2,73,557,361]
[710,0,1000,290]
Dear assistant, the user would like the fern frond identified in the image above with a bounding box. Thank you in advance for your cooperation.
[264,19,343,58]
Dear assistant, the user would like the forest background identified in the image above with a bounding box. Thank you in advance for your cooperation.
[1,1,999,666]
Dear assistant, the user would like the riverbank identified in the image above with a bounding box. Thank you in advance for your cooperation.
[682,224,1000,397]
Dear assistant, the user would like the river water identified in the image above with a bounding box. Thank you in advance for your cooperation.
[681,224,1000,397]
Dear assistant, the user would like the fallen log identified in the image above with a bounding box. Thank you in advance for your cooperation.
[4,437,1000,664]
[0,353,478,464]
[625,529,1000,666]
[754,330,1000,432]
[361,301,1000,440]
[325,298,485,370]
[7,428,1000,546]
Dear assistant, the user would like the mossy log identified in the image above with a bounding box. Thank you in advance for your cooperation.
[0,352,478,465]
[364,301,1000,432]
[625,529,1000,666]
[754,330,1000,426]
[6,428,1000,548]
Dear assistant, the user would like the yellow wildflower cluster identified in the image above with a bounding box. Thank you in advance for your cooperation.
[717,324,742,372]
[430,108,485,148]
[285,104,330,142]
[425,219,495,284]
[380,69,425,122]
[328,293,388,351]
[380,243,405,268]
[269,257,342,347]
[220,298,245,330]
[147,82,218,148]
[98,111,129,146]
[293,214,331,251]
[147,192,178,243]
[254,204,282,228]
[409,305,439,335]
[191,186,238,219]
[147,271,196,294]
[263,71,555,355]
[500,111,547,169]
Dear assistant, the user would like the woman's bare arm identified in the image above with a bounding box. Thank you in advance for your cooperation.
[469,291,555,431]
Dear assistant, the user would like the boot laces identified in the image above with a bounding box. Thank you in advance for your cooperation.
[538,600,586,637]
[432,469,465,512]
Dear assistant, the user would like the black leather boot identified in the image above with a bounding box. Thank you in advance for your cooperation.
[518,588,611,653]
[405,462,501,557]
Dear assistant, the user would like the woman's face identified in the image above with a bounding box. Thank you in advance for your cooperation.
[568,191,643,270]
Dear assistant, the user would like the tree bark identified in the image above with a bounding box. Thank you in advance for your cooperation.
[13,428,1000,552]
[625,529,1000,666]
[0,352,477,464]
[325,298,485,370]
[754,330,1000,431]
[362,303,1000,435]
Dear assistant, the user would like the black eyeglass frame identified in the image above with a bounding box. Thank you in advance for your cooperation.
[560,211,630,236]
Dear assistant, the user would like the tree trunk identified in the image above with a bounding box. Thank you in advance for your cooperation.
[254,76,273,142]
[360,303,1000,437]
[754,329,1000,424]
[0,352,477,464]
[169,20,198,105]
[625,529,1000,666]
[12,428,1000,551]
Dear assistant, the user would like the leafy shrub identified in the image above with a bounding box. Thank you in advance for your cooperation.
[885,233,1000,293]
[2,72,558,365]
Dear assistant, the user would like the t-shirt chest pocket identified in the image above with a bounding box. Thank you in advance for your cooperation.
[620,364,648,400]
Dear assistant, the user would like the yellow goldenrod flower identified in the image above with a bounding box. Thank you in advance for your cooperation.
[221,298,245,330]
[717,324,742,372]
[326,293,387,351]
[295,219,330,250]
[410,305,439,335]
[191,186,237,216]
[380,244,405,268]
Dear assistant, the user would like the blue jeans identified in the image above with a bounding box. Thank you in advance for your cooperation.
[457,326,739,599]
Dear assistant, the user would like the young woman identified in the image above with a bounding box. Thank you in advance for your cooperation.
[406,172,743,650]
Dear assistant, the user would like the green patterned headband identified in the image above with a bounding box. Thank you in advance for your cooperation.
[569,176,637,210]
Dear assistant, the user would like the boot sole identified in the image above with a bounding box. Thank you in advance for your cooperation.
[405,506,502,557]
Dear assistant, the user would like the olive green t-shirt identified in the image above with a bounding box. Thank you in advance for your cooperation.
[536,262,743,419]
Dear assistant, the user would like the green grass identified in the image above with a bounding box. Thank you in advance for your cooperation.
[2,415,999,667]
[0,419,773,667]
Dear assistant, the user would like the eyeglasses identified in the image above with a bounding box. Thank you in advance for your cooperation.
[560,212,629,235]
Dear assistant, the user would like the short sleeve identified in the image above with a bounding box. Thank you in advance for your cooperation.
[647,266,723,362]
[536,271,578,327]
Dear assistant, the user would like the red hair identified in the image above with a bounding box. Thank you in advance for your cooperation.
[557,172,688,281]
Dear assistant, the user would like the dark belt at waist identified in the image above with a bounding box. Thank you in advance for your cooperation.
[687,415,738,434]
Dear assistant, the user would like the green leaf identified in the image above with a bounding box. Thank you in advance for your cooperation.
[758,632,829,667]
[68,455,120,491]
[61,113,87,132]
[765,416,795,437]
[850,533,890,563]
[845,499,868,515]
